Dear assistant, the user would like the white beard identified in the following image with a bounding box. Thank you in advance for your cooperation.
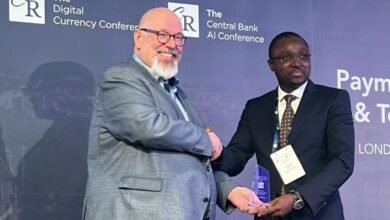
[151,57,178,80]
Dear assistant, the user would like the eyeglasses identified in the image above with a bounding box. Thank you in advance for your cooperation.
[139,28,187,46]
[270,53,311,63]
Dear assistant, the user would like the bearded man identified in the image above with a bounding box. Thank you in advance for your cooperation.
[82,7,263,220]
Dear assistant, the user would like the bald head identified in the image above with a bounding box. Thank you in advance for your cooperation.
[133,7,185,79]
[138,7,182,32]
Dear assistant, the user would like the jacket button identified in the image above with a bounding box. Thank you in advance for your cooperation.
[203,197,209,203]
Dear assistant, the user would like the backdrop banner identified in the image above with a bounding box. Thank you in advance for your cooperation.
[1,1,388,219]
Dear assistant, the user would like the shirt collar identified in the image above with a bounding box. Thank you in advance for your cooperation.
[278,80,308,103]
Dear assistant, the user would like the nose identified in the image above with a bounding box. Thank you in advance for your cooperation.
[164,36,176,48]
[291,55,303,66]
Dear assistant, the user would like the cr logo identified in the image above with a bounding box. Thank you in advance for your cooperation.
[173,7,196,32]
[11,0,42,18]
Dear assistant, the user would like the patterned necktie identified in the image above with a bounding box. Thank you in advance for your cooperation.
[279,95,297,148]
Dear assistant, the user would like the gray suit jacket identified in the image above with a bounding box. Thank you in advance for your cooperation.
[83,58,235,220]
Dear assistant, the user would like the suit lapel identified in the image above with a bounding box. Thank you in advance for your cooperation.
[155,83,189,121]
[288,80,318,145]
[175,87,196,123]
[130,58,188,121]
[251,90,277,157]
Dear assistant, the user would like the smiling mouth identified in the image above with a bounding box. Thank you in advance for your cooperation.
[157,50,178,59]
[291,70,303,76]
[289,67,306,76]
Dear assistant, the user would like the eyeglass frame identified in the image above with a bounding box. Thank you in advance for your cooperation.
[270,53,311,63]
[139,28,187,46]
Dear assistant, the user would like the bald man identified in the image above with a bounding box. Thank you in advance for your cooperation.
[82,7,262,220]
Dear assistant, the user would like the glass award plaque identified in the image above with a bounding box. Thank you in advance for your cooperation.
[252,164,270,203]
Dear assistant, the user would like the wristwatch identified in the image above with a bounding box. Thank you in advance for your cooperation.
[290,190,304,210]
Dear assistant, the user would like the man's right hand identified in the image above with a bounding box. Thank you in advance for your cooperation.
[227,186,268,215]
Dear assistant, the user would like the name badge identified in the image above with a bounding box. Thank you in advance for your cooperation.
[270,145,305,185]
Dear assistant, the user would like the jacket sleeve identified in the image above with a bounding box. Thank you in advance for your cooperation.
[212,101,256,176]
[297,89,355,216]
[214,171,239,214]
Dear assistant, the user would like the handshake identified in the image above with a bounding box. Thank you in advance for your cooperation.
[205,127,223,161]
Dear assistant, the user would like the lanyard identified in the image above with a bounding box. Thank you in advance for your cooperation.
[272,97,280,153]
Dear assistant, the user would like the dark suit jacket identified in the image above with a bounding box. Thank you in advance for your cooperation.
[214,80,354,220]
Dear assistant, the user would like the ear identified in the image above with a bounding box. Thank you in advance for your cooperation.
[134,28,142,50]
[267,59,275,71]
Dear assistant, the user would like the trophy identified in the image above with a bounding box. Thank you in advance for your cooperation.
[251,164,270,203]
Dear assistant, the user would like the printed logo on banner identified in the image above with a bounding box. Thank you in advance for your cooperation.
[168,2,199,38]
[9,0,45,24]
